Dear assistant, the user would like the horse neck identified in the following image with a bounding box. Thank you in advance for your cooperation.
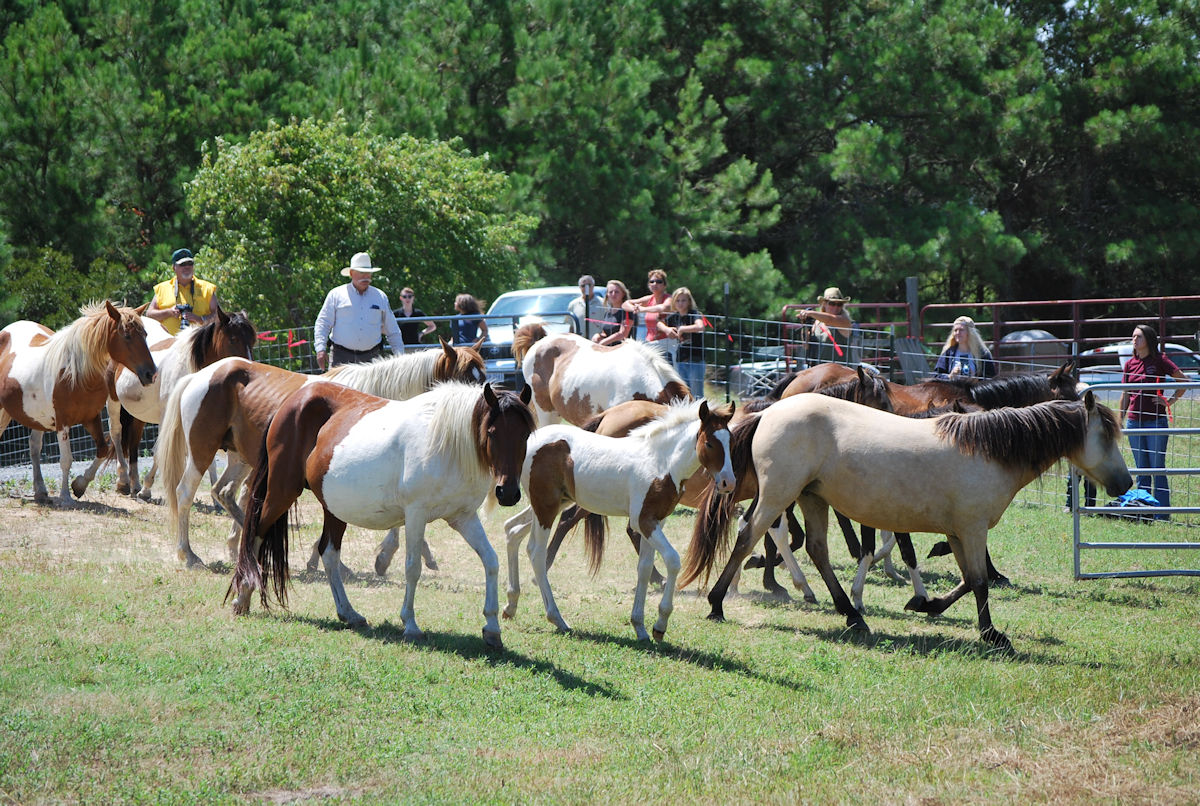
[45,316,108,389]
[339,351,434,400]
[639,416,703,482]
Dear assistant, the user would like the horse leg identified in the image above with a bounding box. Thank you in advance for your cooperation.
[627,524,665,586]
[420,537,438,571]
[546,504,584,568]
[872,530,909,583]
[526,518,571,633]
[56,427,78,506]
[211,454,250,527]
[173,455,211,569]
[849,522,880,614]
[449,512,503,649]
[706,503,780,621]
[764,518,816,603]
[798,494,869,632]
[108,400,132,495]
[137,455,158,500]
[892,533,929,606]
[122,415,147,498]
[316,516,366,626]
[640,525,681,642]
[28,429,49,502]
[945,530,1009,649]
[502,506,535,619]
[834,510,862,560]
[374,528,401,576]
[398,515,431,642]
[985,549,1011,588]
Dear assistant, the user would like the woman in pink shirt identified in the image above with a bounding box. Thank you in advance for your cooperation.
[622,269,672,358]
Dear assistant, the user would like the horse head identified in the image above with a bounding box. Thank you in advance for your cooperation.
[479,383,535,506]
[854,365,893,412]
[1074,390,1133,498]
[437,336,487,385]
[696,399,736,494]
[105,301,157,386]
[193,306,257,369]
[1048,360,1081,401]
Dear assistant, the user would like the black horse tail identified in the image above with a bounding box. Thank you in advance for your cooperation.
[680,412,762,588]
[226,417,290,610]
[582,512,608,575]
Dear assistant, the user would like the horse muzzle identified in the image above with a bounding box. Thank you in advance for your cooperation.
[138,367,158,386]
[714,471,736,496]
[1105,471,1133,499]
[495,480,522,507]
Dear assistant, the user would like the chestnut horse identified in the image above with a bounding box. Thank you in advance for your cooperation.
[681,391,1130,649]
[0,301,157,505]
[228,382,535,649]
[513,322,690,427]
[157,339,486,567]
[93,307,257,500]
[500,398,736,642]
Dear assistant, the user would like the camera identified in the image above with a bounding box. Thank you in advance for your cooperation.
[176,303,193,327]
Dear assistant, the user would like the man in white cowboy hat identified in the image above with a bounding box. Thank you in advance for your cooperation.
[798,285,854,365]
[314,251,405,369]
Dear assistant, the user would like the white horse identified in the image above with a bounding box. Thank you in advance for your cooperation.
[228,382,535,649]
[500,399,736,642]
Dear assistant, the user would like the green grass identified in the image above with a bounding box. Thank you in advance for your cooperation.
[1,491,1198,804]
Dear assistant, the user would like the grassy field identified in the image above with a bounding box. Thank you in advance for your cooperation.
[1,478,1198,804]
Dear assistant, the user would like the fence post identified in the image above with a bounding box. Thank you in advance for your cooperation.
[905,276,919,339]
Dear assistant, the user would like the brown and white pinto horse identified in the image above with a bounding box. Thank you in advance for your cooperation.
[94,307,258,500]
[228,382,535,649]
[0,301,157,505]
[681,392,1131,650]
[157,339,487,568]
[513,322,691,427]
[501,398,736,642]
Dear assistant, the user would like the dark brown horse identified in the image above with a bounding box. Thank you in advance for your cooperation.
[0,301,157,505]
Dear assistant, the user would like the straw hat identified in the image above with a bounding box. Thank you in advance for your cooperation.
[818,286,850,304]
[341,252,383,277]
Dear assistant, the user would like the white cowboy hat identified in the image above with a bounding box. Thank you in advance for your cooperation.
[341,252,383,277]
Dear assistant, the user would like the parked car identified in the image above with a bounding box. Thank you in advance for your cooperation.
[480,286,605,387]
[1077,341,1200,387]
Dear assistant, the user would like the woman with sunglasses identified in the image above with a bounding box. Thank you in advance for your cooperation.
[395,287,437,345]
[799,286,854,365]
[622,269,674,359]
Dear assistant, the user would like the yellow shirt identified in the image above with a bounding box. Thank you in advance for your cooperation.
[153,277,217,335]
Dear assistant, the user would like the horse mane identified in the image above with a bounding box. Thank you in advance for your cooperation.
[626,397,707,441]
[616,339,685,386]
[815,374,890,410]
[185,309,256,372]
[934,399,1119,472]
[324,349,446,399]
[968,373,1067,409]
[512,323,547,363]
[44,301,141,388]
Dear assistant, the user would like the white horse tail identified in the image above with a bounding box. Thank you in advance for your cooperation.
[157,376,191,520]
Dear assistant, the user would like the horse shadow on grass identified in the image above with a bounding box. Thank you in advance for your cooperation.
[289,613,624,700]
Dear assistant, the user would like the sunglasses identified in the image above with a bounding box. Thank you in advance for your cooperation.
[827,301,845,308]
[401,294,414,299]
[648,278,665,285]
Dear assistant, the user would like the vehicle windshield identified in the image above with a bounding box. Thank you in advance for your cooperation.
[488,291,603,317]
[1166,347,1200,370]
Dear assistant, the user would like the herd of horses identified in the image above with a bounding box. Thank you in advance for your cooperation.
[0,306,1132,652]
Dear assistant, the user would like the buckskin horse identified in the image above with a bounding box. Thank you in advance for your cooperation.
[228,381,535,649]
[0,301,157,506]
[681,391,1130,650]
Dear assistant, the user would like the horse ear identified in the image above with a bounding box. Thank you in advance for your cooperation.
[472,336,485,351]
[133,302,150,316]
[519,384,532,405]
[216,305,229,325]
[698,400,710,420]
[105,300,121,320]
[440,338,456,360]
[1083,389,1096,411]
[483,382,499,409]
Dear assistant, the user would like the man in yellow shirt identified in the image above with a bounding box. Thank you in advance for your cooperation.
[146,248,221,335]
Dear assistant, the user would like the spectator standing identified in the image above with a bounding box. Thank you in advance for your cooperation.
[568,275,600,340]
[797,286,854,366]
[622,269,673,359]
[594,280,633,346]
[661,287,707,396]
[1120,324,1188,518]
[146,248,222,335]
[396,286,437,345]
[933,315,997,379]
[451,293,489,345]
[314,252,404,369]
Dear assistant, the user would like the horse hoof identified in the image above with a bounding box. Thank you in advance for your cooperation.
[803,593,818,605]
[402,631,425,644]
[990,575,1013,589]
[136,489,154,502]
[424,559,439,571]
[766,587,791,602]
[904,595,930,613]
[70,478,88,499]
[374,557,391,577]
[706,610,726,623]
[981,627,1013,651]
[652,629,666,643]
[743,554,766,570]
[116,481,131,496]
[339,613,368,628]
[482,629,503,650]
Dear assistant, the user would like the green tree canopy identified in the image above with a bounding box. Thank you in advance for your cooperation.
[186,117,536,330]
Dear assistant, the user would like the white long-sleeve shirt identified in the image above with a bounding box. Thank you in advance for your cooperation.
[314,283,404,354]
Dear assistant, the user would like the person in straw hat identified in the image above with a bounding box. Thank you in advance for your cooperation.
[314,251,405,369]
[798,286,854,365]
